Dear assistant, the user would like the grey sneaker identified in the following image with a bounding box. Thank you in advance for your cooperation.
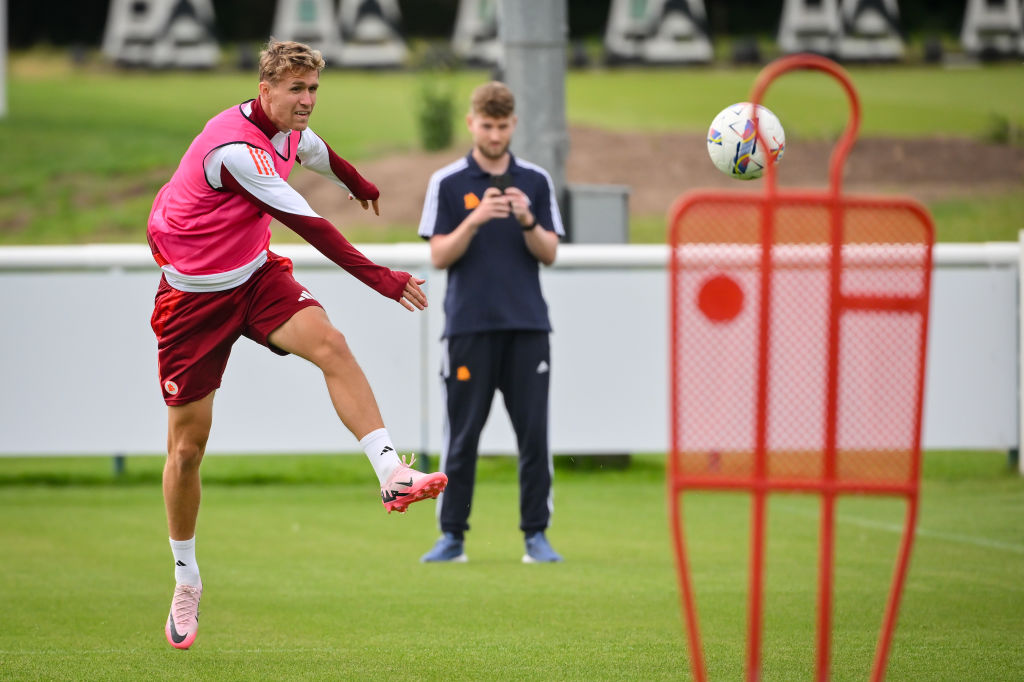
[420,532,468,563]
[522,531,563,563]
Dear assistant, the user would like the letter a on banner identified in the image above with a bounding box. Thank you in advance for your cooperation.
[960,0,1023,58]
[272,0,342,60]
[777,0,841,56]
[604,0,712,64]
[452,0,501,66]
[102,0,219,68]
[837,0,905,61]
[336,0,408,67]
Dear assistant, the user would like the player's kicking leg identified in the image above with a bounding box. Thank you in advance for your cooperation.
[267,306,447,512]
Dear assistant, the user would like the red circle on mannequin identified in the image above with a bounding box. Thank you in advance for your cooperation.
[697,274,744,322]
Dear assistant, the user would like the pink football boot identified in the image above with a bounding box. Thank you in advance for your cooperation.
[381,454,448,513]
[165,583,202,650]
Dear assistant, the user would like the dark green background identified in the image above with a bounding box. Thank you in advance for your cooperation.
[10,0,968,47]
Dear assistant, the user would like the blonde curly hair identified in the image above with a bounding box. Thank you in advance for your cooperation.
[258,39,325,85]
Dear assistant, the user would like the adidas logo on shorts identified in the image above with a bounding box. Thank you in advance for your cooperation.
[298,290,315,302]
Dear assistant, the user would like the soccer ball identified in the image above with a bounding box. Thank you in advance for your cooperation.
[706,103,785,180]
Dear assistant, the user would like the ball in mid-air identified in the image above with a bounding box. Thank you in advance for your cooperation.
[706,103,785,180]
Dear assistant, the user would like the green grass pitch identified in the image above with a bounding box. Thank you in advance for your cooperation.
[1,452,1021,680]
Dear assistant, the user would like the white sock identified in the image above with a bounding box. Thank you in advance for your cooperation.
[170,536,201,588]
[360,427,401,484]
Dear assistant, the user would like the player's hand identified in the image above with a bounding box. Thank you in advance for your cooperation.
[398,276,427,311]
[470,186,512,226]
[504,186,534,227]
[349,194,380,216]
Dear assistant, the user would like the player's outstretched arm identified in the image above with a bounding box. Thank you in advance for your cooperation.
[298,129,381,215]
[218,162,421,308]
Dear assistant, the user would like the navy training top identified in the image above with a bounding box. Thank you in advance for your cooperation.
[418,152,565,338]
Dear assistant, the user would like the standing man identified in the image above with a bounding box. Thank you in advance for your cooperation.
[149,40,447,650]
[417,81,565,564]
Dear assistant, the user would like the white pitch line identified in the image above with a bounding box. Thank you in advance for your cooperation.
[775,503,1024,556]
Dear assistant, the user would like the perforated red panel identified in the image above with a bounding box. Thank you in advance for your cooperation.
[669,193,931,491]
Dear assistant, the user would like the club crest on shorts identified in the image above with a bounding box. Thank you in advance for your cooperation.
[163,380,179,396]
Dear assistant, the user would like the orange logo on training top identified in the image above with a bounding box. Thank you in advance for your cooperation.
[247,146,277,177]
[456,366,471,381]
[464,193,480,210]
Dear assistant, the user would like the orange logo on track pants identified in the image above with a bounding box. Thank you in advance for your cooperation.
[464,193,480,210]
[456,366,471,381]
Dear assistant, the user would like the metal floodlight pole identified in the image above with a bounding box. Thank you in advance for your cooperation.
[498,0,569,213]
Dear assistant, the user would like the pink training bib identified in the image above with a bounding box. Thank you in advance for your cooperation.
[148,102,300,275]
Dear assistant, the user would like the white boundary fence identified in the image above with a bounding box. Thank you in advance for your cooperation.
[0,240,1020,473]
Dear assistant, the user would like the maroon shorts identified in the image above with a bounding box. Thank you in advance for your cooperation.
[150,253,322,405]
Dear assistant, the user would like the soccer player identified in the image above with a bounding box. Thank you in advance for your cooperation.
[149,40,447,650]
[417,81,565,563]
